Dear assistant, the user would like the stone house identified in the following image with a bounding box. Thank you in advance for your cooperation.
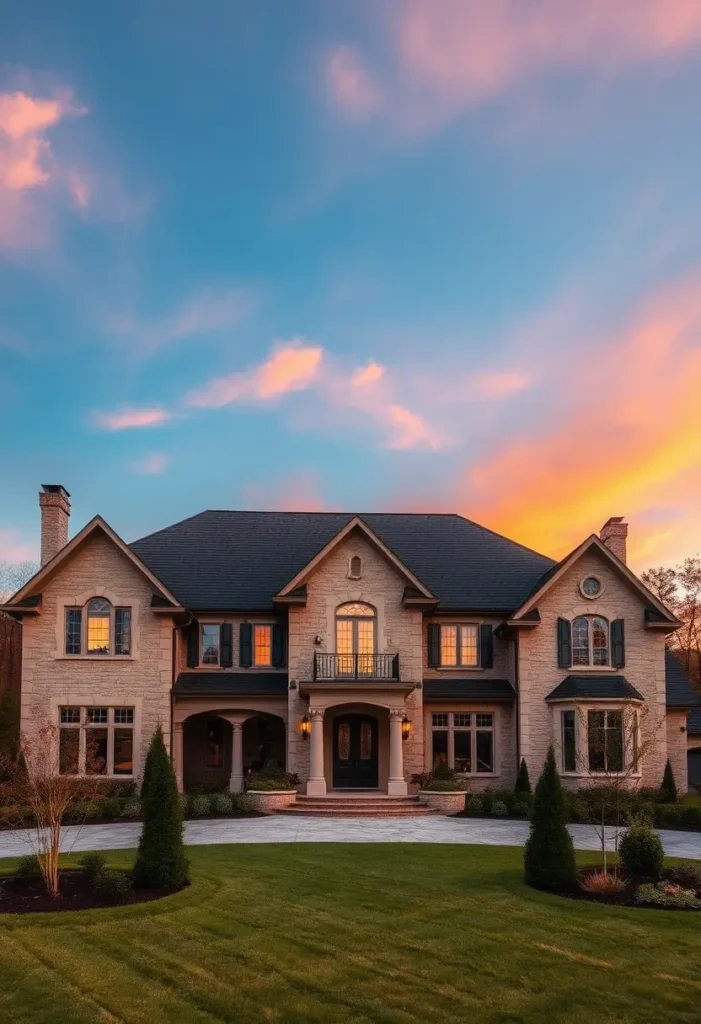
[2,485,699,803]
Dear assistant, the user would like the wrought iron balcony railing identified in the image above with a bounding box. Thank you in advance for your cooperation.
[313,652,399,681]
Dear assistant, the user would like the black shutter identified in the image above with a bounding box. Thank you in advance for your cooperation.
[239,623,253,667]
[480,624,494,668]
[557,617,572,669]
[220,623,233,667]
[611,619,625,668]
[186,621,199,668]
[428,623,441,667]
[272,624,286,668]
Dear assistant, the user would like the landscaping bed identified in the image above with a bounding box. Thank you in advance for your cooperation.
[557,865,701,911]
[0,867,186,914]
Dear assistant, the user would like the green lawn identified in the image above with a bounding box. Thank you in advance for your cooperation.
[1,844,700,1024]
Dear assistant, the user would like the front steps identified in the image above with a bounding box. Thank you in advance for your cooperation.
[277,794,440,817]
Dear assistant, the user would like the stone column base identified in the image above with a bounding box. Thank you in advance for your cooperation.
[228,774,244,794]
[306,777,327,796]
[387,778,408,796]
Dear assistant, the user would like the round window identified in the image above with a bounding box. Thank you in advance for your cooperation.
[581,576,602,598]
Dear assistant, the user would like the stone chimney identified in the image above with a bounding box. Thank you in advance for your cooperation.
[39,485,71,566]
[600,516,628,564]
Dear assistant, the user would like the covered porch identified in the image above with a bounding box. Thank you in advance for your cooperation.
[173,693,288,793]
[298,684,413,797]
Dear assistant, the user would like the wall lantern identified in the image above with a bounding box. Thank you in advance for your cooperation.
[401,716,411,741]
[301,715,311,741]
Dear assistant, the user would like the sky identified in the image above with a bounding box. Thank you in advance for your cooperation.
[1,0,701,573]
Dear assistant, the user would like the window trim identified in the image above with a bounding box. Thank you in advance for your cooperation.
[555,701,642,778]
[347,555,362,579]
[428,710,498,777]
[433,622,481,669]
[62,598,133,659]
[58,705,135,778]
[580,575,604,600]
[201,623,221,666]
[571,615,611,669]
[253,623,273,667]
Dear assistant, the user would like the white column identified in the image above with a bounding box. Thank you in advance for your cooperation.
[306,708,327,796]
[229,721,244,794]
[173,722,184,793]
[387,709,408,796]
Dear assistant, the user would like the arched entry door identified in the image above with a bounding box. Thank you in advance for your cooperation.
[333,714,378,788]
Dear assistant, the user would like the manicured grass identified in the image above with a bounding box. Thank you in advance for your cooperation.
[1,844,701,1023]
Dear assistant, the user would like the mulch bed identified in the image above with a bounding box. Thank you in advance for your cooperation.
[547,868,701,911]
[0,870,187,914]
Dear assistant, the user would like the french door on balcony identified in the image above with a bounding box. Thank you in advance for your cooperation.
[336,603,375,677]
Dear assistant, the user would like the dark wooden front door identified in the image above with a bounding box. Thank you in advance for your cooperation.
[333,714,378,789]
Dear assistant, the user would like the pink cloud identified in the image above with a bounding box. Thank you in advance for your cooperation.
[468,370,531,399]
[385,404,442,450]
[243,471,335,512]
[131,453,168,475]
[351,360,385,388]
[92,407,172,431]
[0,528,37,564]
[326,46,383,121]
[0,87,85,247]
[186,340,323,408]
[329,1,701,133]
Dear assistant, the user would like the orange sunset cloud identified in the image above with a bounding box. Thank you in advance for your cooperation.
[461,272,701,569]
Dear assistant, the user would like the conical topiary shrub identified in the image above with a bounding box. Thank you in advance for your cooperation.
[524,747,576,891]
[660,759,677,804]
[132,727,189,891]
[515,758,531,795]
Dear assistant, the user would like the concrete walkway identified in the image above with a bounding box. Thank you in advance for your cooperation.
[0,816,700,860]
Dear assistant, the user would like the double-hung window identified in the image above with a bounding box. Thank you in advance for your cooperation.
[253,625,272,666]
[201,624,221,665]
[437,625,479,667]
[431,712,494,774]
[59,706,134,776]
[588,710,624,772]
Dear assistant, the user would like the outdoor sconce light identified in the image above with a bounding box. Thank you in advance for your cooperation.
[401,716,411,741]
[301,715,311,741]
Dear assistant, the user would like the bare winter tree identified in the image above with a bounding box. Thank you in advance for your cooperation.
[0,560,38,765]
[642,556,701,687]
[0,560,38,604]
[573,703,659,875]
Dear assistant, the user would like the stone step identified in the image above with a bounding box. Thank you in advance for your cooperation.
[295,797,421,806]
[277,805,440,817]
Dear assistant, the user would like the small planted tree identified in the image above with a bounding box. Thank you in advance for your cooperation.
[515,758,531,795]
[132,727,188,891]
[524,747,576,891]
[660,759,677,804]
[0,721,103,897]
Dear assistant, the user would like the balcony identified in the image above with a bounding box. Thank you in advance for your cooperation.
[313,652,399,681]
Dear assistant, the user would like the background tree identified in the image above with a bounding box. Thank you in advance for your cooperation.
[133,727,188,890]
[642,556,701,688]
[524,747,576,890]
[0,560,38,761]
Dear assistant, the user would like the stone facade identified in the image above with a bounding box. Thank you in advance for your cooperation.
[518,547,672,789]
[13,515,692,795]
[20,530,174,778]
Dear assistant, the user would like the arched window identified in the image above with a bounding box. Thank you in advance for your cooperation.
[572,615,609,667]
[336,602,375,675]
[348,555,362,579]
[87,598,111,655]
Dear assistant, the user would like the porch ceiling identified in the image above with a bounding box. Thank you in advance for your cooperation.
[174,672,288,696]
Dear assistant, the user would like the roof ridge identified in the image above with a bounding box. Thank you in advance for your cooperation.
[451,513,555,564]
[130,509,212,546]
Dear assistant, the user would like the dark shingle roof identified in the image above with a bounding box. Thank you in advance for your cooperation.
[173,672,288,696]
[546,675,644,701]
[665,650,701,709]
[422,679,516,701]
[131,511,554,612]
